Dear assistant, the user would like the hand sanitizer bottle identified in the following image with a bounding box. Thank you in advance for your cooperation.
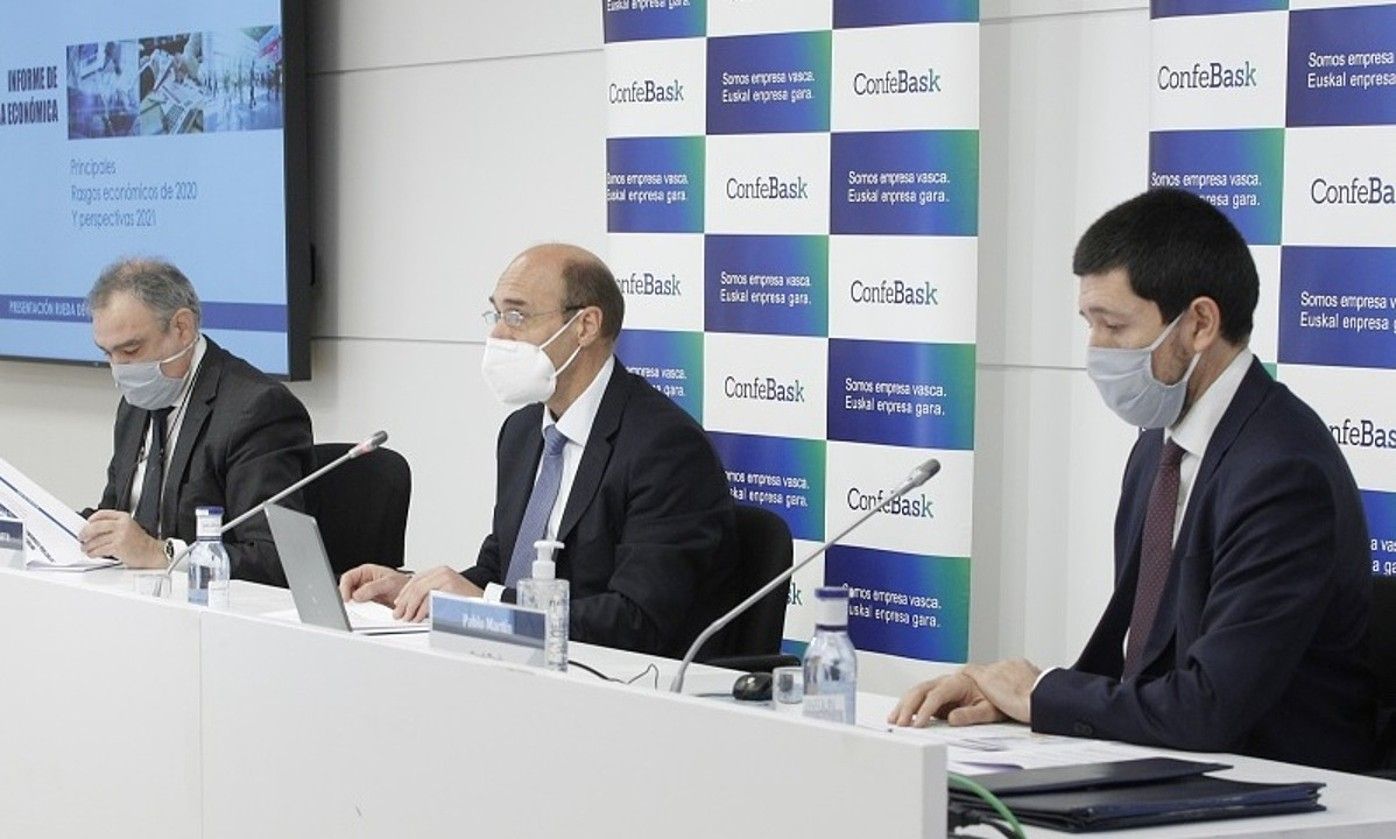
[517,539,568,672]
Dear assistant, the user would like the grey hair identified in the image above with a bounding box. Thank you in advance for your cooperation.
[87,257,202,328]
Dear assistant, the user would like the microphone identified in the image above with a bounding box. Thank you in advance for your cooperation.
[668,457,941,693]
[161,430,389,578]
[349,430,388,459]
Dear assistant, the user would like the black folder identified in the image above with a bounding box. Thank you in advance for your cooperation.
[951,757,1324,832]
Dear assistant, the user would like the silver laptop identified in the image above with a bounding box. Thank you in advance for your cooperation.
[265,504,425,635]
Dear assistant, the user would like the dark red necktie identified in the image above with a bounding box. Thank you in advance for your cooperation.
[1124,439,1185,678]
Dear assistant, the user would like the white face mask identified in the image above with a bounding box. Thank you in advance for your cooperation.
[480,311,583,406]
[110,336,197,410]
[1086,314,1200,429]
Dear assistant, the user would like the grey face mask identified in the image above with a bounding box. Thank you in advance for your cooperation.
[110,337,196,410]
[1086,315,1200,429]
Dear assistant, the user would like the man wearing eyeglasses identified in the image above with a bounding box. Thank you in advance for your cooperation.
[339,244,744,658]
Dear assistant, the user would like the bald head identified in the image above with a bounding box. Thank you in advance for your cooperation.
[499,244,624,341]
[508,243,601,276]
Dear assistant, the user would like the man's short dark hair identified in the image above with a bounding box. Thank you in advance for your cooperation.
[561,255,625,341]
[1073,188,1258,344]
[88,257,202,328]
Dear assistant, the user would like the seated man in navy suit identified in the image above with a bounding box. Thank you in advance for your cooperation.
[339,244,742,658]
[889,189,1376,771]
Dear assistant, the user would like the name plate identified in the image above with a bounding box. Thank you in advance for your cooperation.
[0,502,22,567]
[429,591,547,668]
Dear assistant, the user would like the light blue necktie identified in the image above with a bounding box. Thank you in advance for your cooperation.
[504,425,568,588]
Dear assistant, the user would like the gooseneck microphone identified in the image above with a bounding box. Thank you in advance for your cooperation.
[669,457,942,693]
[161,430,389,578]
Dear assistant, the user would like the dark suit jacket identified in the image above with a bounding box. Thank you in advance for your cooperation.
[1033,358,1376,771]
[98,337,313,586]
[462,362,742,659]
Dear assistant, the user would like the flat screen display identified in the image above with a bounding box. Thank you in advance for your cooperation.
[0,0,310,377]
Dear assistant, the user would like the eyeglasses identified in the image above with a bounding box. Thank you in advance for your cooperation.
[481,306,581,329]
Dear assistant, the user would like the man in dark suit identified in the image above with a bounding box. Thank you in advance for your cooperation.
[888,189,1376,771]
[80,258,312,586]
[340,244,742,658]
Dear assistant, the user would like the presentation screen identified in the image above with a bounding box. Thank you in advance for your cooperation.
[0,0,310,377]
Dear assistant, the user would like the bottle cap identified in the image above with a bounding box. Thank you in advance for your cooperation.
[532,539,564,581]
[814,586,849,628]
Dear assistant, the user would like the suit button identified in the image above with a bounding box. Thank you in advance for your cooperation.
[1072,722,1094,737]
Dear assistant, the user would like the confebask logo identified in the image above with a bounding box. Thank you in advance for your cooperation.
[852,67,941,96]
[724,375,806,402]
[618,271,683,296]
[609,78,685,104]
[1157,60,1257,90]
[846,487,934,519]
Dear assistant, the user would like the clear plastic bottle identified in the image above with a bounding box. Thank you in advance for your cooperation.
[802,586,857,724]
[516,539,568,672]
[187,505,230,608]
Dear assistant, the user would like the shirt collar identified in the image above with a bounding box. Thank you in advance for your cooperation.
[542,355,615,447]
[1168,346,1253,459]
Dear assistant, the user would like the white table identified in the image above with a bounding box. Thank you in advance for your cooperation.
[854,695,1396,838]
[0,565,942,838]
[0,566,202,838]
[3,563,1395,838]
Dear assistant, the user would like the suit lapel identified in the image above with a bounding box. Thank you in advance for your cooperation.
[112,404,147,511]
[555,367,629,543]
[1117,430,1159,591]
[1134,358,1272,673]
[1183,358,1270,510]
[160,341,224,534]
[1085,430,1158,674]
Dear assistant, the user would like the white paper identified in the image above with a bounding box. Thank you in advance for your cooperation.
[0,456,119,571]
[884,721,1158,775]
[264,600,429,634]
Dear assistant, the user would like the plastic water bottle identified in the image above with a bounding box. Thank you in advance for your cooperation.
[187,506,230,608]
[516,539,568,671]
[803,586,857,724]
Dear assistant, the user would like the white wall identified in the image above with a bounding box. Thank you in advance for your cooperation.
[972,0,1148,672]
[0,0,1152,688]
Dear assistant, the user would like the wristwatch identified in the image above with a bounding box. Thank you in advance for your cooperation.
[162,538,177,565]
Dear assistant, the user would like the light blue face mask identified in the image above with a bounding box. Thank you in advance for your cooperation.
[110,337,196,410]
[1086,315,1200,429]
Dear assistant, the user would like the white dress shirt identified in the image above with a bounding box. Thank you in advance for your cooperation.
[127,335,207,548]
[1032,347,1255,695]
[484,356,616,601]
[1164,347,1253,543]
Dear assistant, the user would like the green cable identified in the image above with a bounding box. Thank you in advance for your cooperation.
[947,771,1027,838]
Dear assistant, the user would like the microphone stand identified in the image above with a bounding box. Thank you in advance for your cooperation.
[668,458,941,693]
[161,431,388,579]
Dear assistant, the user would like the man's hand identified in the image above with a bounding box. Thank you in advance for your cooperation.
[79,510,163,567]
[963,659,1041,724]
[392,566,484,622]
[887,670,1008,728]
[339,564,410,606]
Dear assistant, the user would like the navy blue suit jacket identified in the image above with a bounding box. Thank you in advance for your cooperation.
[462,361,742,659]
[1033,358,1376,771]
